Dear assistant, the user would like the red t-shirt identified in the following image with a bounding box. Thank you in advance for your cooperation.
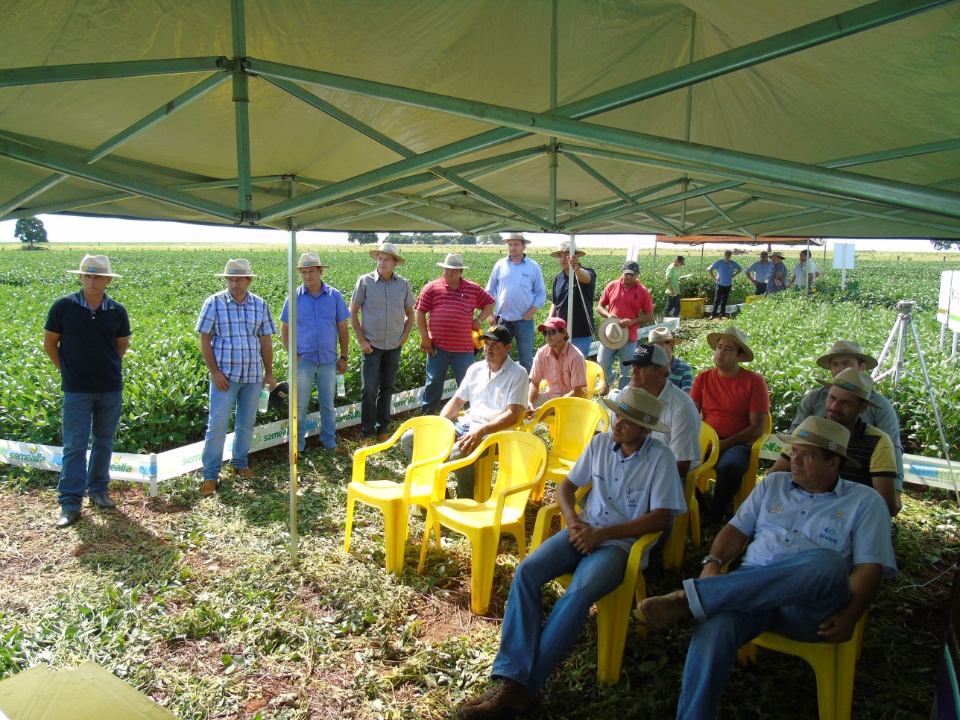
[598,279,653,341]
[415,277,495,353]
[691,367,770,439]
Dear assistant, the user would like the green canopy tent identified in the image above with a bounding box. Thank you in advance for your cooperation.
[3,0,960,559]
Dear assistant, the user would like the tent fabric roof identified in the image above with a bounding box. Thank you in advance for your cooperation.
[1,0,960,239]
[655,235,821,246]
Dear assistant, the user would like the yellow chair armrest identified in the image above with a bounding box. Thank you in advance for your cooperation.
[531,502,562,552]
[623,530,663,578]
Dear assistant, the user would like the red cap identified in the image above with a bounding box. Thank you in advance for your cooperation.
[538,317,567,332]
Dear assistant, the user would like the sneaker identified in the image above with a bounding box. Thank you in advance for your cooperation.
[458,678,531,719]
[88,494,117,509]
[639,590,690,632]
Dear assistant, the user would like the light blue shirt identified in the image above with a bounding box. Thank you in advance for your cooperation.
[486,255,546,321]
[731,472,896,578]
[746,260,773,283]
[280,283,349,364]
[196,289,276,384]
[567,432,686,561]
[708,258,743,285]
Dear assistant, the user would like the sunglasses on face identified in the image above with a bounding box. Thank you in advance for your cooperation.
[543,329,562,336]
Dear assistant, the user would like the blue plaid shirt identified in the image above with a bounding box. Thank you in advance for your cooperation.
[196,289,276,383]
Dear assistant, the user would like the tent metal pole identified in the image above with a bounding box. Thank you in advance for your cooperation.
[285,180,300,565]
[686,198,758,234]
[680,11,697,233]
[0,57,224,88]
[230,0,253,221]
[549,0,559,227]
[563,152,634,204]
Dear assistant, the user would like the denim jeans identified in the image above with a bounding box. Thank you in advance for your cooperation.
[570,335,593,360]
[58,391,123,511]
[598,340,638,391]
[665,294,681,318]
[296,359,337,450]
[712,284,732,317]
[677,549,851,720]
[708,443,752,521]
[360,346,402,437]
[492,529,628,695]
[421,348,474,414]
[500,318,534,373]
[201,380,260,481]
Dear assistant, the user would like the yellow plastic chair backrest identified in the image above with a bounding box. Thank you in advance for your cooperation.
[734,413,773,510]
[585,360,605,396]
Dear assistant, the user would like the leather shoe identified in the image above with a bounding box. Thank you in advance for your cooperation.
[639,590,690,632]
[376,433,391,442]
[55,510,81,529]
[329,446,348,456]
[233,466,255,477]
[458,678,531,719]
[200,480,219,497]
[361,437,376,447]
[88,493,117,509]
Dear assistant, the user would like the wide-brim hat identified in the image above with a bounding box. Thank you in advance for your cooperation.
[815,367,879,408]
[599,317,628,350]
[437,253,468,269]
[268,381,289,411]
[502,232,530,245]
[216,258,256,277]
[816,340,878,371]
[706,326,754,362]
[550,241,585,258]
[770,251,785,259]
[298,252,328,269]
[602,386,670,433]
[371,243,405,265]
[67,254,122,278]
[776,416,861,469]
[648,326,681,345]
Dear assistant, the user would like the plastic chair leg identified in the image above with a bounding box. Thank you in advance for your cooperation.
[382,500,408,575]
[594,585,634,683]
[469,529,497,615]
[690,501,701,550]
[343,491,356,552]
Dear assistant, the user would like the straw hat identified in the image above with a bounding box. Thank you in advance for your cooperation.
[502,232,530,245]
[371,242,405,265]
[602,386,670,432]
[216,258,256,277]
[67,254,122,278]
[598,317,628,350]
[776,416,861,468]
[770,251,785,259]
[298,252,328,268]
[437,253,468,269]
[816,340,878,371]
[550,241,585,258]
[706,326,754,362]
[816,368,879,408]
[648,326,681,346]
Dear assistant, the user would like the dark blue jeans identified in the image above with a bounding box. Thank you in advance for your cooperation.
[360,346,402,437]
[665,294,681,317]
[712,284,732,317]
[58,391,123,511]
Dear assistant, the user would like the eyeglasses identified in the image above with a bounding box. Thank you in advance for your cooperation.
[792,449,827,463]
[543,329,562,336]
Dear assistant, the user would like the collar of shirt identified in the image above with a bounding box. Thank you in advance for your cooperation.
[789,478,843,498]
[297,282,332,299]
[73,290,116,311]
[608,433,651,461]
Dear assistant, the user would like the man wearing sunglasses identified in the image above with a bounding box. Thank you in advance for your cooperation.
[527,317,587,411]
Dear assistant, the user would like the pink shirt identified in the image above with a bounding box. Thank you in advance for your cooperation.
[530,342,587,396]
[416,277,494,353]
[598,279,653,341]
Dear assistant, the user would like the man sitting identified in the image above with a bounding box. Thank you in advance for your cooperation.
[640,416,896,720]
[648,326,694,393]
[773,368,898,515]
[457,387,686,719]
[527,317,587,411]
[402,326,527,499]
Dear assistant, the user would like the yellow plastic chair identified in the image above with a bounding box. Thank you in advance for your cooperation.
[418,431,547,615]
[518,396,608,502]
[585,360,606,397]
[344,416,456,574]
[529,486,662,683]
[737,614,868,720]
[664,421,719,565]
[696,413,772,518]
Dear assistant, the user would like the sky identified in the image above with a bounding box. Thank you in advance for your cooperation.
[0,214,953,254]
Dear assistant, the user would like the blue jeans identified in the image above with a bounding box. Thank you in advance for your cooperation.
[665,294,681,317]
[201,380,260,481]
[677,549,851,720]
[360,346,402,437]
[598,340,638,390]
[501,318,534,373]
[712,284,732,317]
[421,348,474,414]
[296,360,337,450]
[708,443,752,520]
[570,335,593,359]
[492,529,628,695]
[58,391,123,511]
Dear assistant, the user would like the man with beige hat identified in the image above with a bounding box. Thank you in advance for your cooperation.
[280,252,350,455]
[639,416,896,720]
[44,255,131,528]
[648,326,694,392]
[415,253,495,415]
[457,386,685,719]
[596,260,654,392]
[197,259,277,495]
[764,251,789,294]
[547,240,596,359]
[690,326,770,524]
[349,243,415,444]
[486,233,546,372]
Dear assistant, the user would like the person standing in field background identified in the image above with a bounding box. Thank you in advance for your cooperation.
[765,251,789,294]
[664,255,685,318]
[707,250,742,319]
[745,251,772,296]
[788,249,820,292]
[547,241,597,359]
[197,258,276,497]
[596,260,655,392]
[43,254,131,529]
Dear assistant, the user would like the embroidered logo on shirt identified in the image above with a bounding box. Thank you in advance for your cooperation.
[767,503,784,513]
[832,510,845,519]
[818,526,839,544]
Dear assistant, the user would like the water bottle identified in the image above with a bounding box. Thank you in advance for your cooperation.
[336,373,346,398]
[258,384,269,413]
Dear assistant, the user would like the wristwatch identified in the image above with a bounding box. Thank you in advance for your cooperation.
[701,554,723,567]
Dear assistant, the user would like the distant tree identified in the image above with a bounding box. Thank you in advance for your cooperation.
[348,232,379,245]
[931,240,960,251]
[459,234,477,245]
[15,216,48,249]
[478,232,502,245]
[386,232,412,245]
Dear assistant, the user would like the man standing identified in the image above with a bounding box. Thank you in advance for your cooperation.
[597,260,654,391]
[648,326,694,393]
[707,250,742,319]
[640,417,896,720]
[197,259,276,496]
[280,252,350,456]
[547,241,596,359]
[486,232,546,372]
[44,255,131,528]
[664,255,685,317]
[457,387,685,719]
[527,318,587,410]
[415,253,495,415]
[690,327,770,524]
[349,243,415,445]
[745,251,772,296]
[403,326,527,499]
[788,249,819,291]
[765,251,788,294]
